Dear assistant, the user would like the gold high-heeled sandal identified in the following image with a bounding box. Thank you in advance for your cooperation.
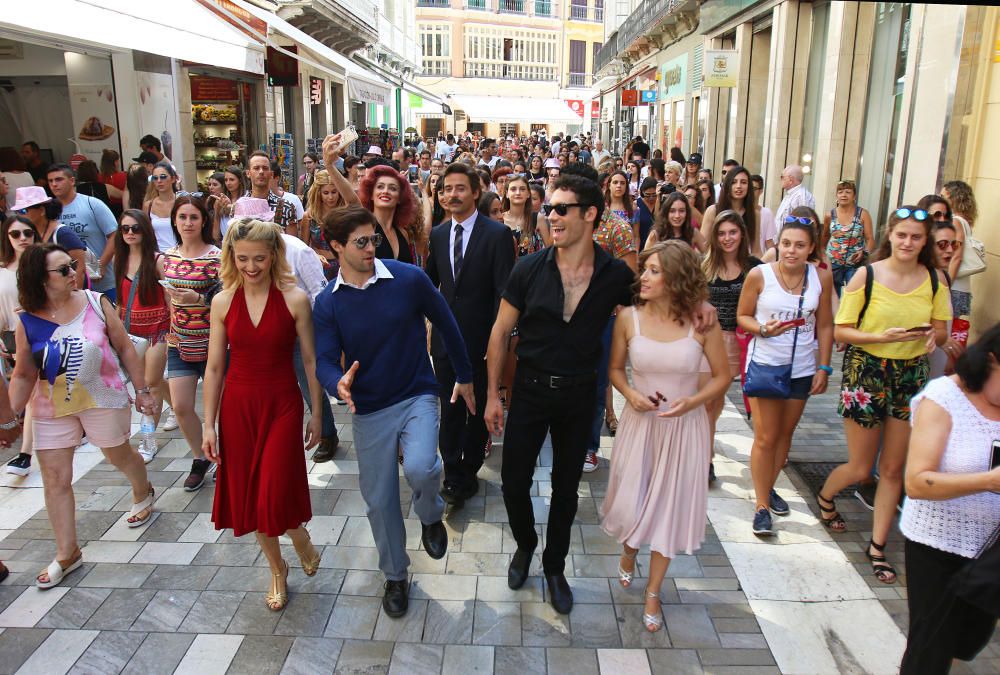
[618,550,638,588]
[266,560,289,611]
[296,537,322,577]
[643,589,663,633]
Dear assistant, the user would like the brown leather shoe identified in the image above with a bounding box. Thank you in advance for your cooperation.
[312,434,339,463]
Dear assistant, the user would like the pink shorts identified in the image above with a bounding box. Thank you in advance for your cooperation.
[33,407,132,450]
[722,330,742,378]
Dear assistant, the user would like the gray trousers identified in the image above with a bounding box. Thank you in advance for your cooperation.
[353,394,444,580]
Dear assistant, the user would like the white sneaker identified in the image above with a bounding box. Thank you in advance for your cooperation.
[138,438,158,464]
[582,451,600,473]
[162,410,178,431]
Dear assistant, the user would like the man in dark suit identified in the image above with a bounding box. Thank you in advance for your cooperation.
[426,163,515,508]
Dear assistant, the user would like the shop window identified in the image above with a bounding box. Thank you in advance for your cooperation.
[800,1,830,191]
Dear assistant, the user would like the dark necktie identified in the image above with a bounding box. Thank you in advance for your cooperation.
[453,222,464,279]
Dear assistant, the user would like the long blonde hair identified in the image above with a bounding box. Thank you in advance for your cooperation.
[305,170,343,224]
[220,218,295,290]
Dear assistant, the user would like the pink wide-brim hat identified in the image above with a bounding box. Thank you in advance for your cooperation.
[10,186,52,211]
[231,197,274,221]
[365,145,383,156]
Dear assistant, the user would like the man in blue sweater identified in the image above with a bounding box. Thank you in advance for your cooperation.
[313,205,475,619]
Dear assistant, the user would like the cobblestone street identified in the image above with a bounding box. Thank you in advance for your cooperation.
[0,381,933,674]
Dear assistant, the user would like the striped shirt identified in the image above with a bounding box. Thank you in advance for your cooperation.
[163,245,221,362]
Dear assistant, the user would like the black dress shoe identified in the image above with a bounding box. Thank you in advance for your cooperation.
[383,579,409,618]
[311,434,339,464]
[545,573,574,614]
[421,521,448,559]
[508,547,535,590]
[440,484,464,507]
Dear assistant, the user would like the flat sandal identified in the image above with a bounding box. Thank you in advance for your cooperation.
[816,493,846,532]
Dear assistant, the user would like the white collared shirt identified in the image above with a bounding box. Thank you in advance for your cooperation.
[774,183,816,226]
[281,234,326,304]
[448,210,478,279]
[332,258,394,292]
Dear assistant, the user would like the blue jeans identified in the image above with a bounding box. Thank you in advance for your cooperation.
[587,315,616,453]
[293,341,336,439]
[353,394,444,580]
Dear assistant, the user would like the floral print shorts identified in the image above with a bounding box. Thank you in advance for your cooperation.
[839,347,929,428]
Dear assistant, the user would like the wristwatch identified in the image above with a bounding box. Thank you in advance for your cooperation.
[0,418,19,430]
[136,387,150,395]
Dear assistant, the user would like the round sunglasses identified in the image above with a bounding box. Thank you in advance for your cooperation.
[8,228,35,240]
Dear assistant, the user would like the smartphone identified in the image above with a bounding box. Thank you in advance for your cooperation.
[335,126,358,147]
[158,280,176,290]
[779,318,807,329]
[408,165,419,182]
[991,440,1000,470]
[906,324,932,333]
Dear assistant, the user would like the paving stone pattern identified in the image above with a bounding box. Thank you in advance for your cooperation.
[0,391,777,674]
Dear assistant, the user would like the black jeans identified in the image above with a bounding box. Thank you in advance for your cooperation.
[900,538,997,674]
[501,372,594,575]
[434,356,489,494]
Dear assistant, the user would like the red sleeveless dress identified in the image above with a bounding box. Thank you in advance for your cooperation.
[212,284,311,536]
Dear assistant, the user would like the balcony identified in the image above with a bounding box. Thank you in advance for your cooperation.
[277,0,379,55]
[593,0,698,74]
[498,0,525,14]
[569,3,602,22]
[417,0,450,6]
[568,72,587,87]
[534,0,553,17]
[570,4,587,20]
[466,0,489,9]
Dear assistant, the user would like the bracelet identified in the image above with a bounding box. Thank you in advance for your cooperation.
[136,387,150,395]
[817,365,833,376]
[0,418,19,430]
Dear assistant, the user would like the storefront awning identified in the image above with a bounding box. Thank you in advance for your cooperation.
[400,81,444,107]
[0,0,265,74]
[228,0,392,104]
[449,95,583,123]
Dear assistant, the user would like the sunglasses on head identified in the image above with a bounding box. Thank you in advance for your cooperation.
[542,203,584,217]
[784,216,815,226]
[349,233,383,249]
[120,224,142,234]
[935,240,960,251]
[48,260,78,276]
[837,180,856,190]
[894,207,929,222]
[8,228,34,240]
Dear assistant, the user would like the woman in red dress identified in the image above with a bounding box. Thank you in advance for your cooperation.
[202,217,323,611]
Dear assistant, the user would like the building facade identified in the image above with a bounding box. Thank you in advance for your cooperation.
[594,1,997,336]
[414,0,606,138]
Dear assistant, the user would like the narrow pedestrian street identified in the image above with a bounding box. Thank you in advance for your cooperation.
[2,379,982,674]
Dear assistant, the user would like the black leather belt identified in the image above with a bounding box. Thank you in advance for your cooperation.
[517,365,597,389]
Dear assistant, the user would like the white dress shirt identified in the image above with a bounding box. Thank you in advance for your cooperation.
[281,233,327,304]
[448,210,478,280]
[774,183,816,226]
[332,257,394,292]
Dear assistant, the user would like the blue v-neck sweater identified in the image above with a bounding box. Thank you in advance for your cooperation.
[313,259,473,415]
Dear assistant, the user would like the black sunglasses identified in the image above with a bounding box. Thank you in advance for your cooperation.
[542,203,585,217]
[8,229,35,240]
[120,225,142,234]
[929,211,951,222]
[349,233,383,249]
[895,208,929,222]
[48,260,78,276]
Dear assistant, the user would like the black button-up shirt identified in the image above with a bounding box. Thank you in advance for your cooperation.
[503,242,634,376]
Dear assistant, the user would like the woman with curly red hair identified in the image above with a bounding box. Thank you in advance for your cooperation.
[358,165,425,264]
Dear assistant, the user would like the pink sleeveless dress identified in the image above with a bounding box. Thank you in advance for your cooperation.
[600,308,711,558]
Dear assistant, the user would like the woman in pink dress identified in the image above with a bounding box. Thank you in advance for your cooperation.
[601,241,731,633]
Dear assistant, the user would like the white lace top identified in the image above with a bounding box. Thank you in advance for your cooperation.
[900,376,1000,558]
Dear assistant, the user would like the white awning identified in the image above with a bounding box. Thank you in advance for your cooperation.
[228,0,391,103]
[0,0,265,74]
[449,95,582,123]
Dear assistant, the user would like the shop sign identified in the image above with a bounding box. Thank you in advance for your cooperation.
[191,76,239,102]
[591,101,600,119]
[309,77,323,106]
[348,79,391,106]
[198,0,268,40]
[565,100,585,118]
[659,55,687,99]
[704,49,739,88]
[266,46,299,87]
[621,89,638,107]
[640,90,657,104]
[601,105,612,122]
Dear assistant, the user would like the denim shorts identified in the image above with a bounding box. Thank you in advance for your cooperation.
[166,347,207,380]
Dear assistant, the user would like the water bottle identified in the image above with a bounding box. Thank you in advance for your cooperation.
[140,413,156,451]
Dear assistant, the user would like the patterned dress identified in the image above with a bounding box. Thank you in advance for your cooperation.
[163,245,221,363]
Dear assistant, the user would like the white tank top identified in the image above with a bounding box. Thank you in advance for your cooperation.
[745,263,821,379]
[150,213,178,252]
[900,377,1000,558]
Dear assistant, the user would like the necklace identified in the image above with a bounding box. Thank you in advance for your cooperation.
[776,263,806,293]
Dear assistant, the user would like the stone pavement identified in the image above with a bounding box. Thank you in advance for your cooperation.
[0,379,936,675]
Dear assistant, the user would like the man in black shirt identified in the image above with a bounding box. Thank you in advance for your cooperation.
[484,175,634,615]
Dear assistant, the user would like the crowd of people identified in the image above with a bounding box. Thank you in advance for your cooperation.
[0,127,996,668]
